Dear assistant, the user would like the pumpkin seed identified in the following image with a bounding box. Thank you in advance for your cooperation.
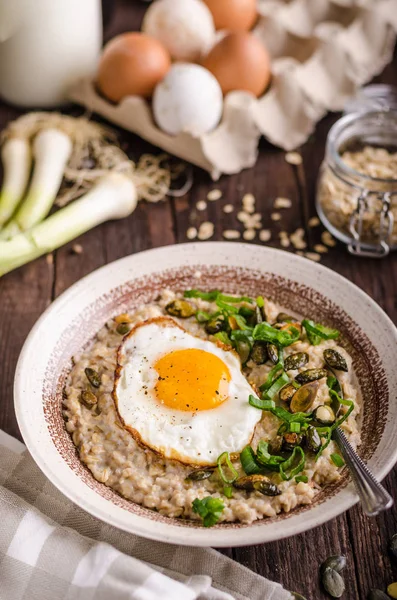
[205,315,226,334]
[267,343,279,364]
[282,432,303,452]
[320,555,347,574]
[313,405,336,426]
[166,299,196,318]
[114,313,132,324]
[295,368,328,384]
[234,474,281,496]
[290,380,319,413]
[322,567,345,598]
[368,590,389,600]
[185,469,214,481]
[279,383,297,403]
[84,367,101,388]
[116,322,131,335]
[80,390,97,408]
[305,426,322,453]
[251,341,268,364]
[276,312,295,323]
[324,349,348,372]
[389,533,397,560]
[388,583,397,599]
[235,340,251,365]
[284,352,309,371]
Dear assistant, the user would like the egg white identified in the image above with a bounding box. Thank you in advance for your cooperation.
[113,318,262,466]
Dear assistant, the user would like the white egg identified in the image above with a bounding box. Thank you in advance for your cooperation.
[152,63,223,136]
[142,0,215,62]
[113,317,261,466]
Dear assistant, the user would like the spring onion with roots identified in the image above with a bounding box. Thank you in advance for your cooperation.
[0,138,31,226]
[0,112,191,275]
[0,174,136,277]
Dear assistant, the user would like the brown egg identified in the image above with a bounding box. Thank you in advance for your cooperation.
[97,32,171,102]
[202,32,271,98]
[202,0,257,32]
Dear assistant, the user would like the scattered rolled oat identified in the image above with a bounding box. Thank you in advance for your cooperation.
[309,216,320,227]
[207,189,222,201]
[242,193,255,214]
[296,251,304,256]
[237,211,249,223]
[280,237,290,248]
[46,253,53,266]
[314,244,328,254]
[72,244,83,255]
[274,197,292,209]
[243,228,256,241]
[271,212,282,221]
[259,229,271,242]
[194,270,202,279]
[223,229,241,240]
[223,204,234,213]
[305,252,321,262]
[196,200,207,211]
[198,221,214,240]
[290,228,307,250]
[186,226,198,240]
[285,152,303,165]
[321,231,337,247]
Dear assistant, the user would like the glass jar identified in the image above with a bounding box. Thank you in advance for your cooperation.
[316,110,397,257]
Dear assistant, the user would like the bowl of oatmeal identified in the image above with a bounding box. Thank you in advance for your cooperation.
[14,243,397,546]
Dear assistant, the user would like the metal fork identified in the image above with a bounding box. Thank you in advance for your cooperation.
[332,427,393,516]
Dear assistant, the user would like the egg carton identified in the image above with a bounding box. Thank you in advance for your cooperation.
[69,0,397,180]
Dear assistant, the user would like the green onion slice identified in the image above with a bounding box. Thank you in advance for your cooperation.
[249,395,275,410]
[262,372,290,400]
[330,453,345,467]
[315,427,333,460]
[280,447,305,481]
[256,441,285,470]
[192,496,224,527]
[217,293,253,304]
[295,475,308,483]
[184,289,219,301]
[253,322,300,347]
[302,319,340,343]
[289,422,301,433]
[223,486,233,499]
[213,331,233,346]
[240,445,262,475]
[195,310,211,323]
[259,361,284,392]
[217,452,239,484]
[256,296,265,308]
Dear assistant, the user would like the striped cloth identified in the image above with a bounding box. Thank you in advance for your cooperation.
[0,430,293,600]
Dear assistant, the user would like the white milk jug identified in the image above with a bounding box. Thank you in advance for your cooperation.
[0,0,102,108]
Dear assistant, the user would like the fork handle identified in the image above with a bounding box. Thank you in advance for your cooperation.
[332,427,393,517]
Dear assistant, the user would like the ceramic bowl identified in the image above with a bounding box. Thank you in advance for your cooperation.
[14,243,397,547]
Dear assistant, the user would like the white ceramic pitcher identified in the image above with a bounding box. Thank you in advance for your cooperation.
[0,0,102,108]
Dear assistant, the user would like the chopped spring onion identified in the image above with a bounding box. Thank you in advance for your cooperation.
[213,331,233,346]
[262,372,290,401]
[302,319,340,344]
[217,452,239,484]
[265,405,313,424]
[334,397,355,428]
[295,475,308,483]
[259,361,284,392]
[216,298,240,314]
[289,422,301,433]
[192,497,224,527]
[256,441,285,470]
[330,453,345,467]
[195,310,211,323]
[280,447,305,481]
[223,486,233,499]
[233,314,252,330]
[217,293,253,304]
[240,445,262,475]
[315,427,333,460]
[0,174,137,277]
[253,322,300,347]
[239,306,255,320]
[256,296,265,308]
[0,138,31,227]
[249,395,275,410]
[184,290,220,301]
[0,128,73,240]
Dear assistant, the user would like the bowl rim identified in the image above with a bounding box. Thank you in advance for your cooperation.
[14,242,397,547]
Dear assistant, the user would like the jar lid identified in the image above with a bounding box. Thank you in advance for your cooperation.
[344,84,397,115]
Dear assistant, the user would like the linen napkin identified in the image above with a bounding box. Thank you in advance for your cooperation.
[0,430,294,600]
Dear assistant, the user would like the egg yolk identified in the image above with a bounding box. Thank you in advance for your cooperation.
[154,348,231,411]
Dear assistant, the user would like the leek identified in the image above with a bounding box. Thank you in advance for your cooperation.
[0,173,137,277]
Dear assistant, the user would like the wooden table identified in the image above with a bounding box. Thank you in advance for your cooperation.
[1,2,396,598]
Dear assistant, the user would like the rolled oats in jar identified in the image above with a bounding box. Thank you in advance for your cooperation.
[316,110,397,257]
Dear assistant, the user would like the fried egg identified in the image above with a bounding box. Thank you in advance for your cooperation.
[113,317,261,466]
